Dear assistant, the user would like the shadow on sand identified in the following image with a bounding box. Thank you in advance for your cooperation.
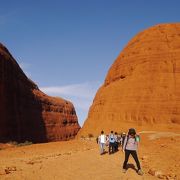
[126,163,137,172]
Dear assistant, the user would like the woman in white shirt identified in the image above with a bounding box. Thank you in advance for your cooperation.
[98,131,106,155]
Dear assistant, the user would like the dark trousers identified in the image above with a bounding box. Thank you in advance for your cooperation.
[123,150,141,170]
[109,142,115,154]
[114,142,118,151]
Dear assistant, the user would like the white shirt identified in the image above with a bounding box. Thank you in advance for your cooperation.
[99,134,106,143]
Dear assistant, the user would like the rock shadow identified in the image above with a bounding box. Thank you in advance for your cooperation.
[0,52,47,143]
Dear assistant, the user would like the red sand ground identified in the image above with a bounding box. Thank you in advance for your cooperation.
[0,131,179,180]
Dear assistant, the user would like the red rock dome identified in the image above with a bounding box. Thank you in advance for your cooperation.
[78,23,180,137]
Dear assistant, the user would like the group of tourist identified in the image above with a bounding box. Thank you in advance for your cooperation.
[97,128,143,176]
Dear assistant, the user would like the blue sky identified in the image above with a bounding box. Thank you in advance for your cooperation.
[0,0,180,126]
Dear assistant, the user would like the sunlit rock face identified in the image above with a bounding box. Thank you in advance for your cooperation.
[0,43,80,143]
[78,23,180,137]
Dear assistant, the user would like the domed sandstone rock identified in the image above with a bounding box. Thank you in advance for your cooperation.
[79,23,180,137]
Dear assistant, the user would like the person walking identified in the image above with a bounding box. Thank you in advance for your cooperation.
[114,132,118,152]
[98,131,106,155]
[122,128,143,175]
[109,131,115,154]
[121,132,126,148]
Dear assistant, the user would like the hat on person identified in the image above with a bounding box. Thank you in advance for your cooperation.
[128,128,136,135]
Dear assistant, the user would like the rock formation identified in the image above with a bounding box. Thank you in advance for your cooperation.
[78,23,180,137]
[0,43,80,143]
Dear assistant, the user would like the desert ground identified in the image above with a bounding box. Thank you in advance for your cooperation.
[0,131,179,180]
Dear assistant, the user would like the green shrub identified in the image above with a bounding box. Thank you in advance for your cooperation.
[8,141,18,145]
[17,141,33,147]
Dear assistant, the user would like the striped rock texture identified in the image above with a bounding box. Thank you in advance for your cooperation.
[79,23,180,137]
[0,43,80,143]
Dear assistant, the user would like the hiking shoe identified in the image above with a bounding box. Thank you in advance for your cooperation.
[137,169,143,175]
[122,169,127,173]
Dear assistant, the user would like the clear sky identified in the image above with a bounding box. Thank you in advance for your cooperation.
[0,0,180,126]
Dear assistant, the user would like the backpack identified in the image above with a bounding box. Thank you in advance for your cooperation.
[109,134,115,143]
[135,135,140,142]
[124,133,140,150]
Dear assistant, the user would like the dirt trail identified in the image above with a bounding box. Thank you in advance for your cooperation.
[0,131,179,180]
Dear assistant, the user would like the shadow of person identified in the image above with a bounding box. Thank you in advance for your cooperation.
[101,151,108,155]
[126,163,137,172]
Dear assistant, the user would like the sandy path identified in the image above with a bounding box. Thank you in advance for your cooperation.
[0,143,148,180]
[0,131,179,180]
